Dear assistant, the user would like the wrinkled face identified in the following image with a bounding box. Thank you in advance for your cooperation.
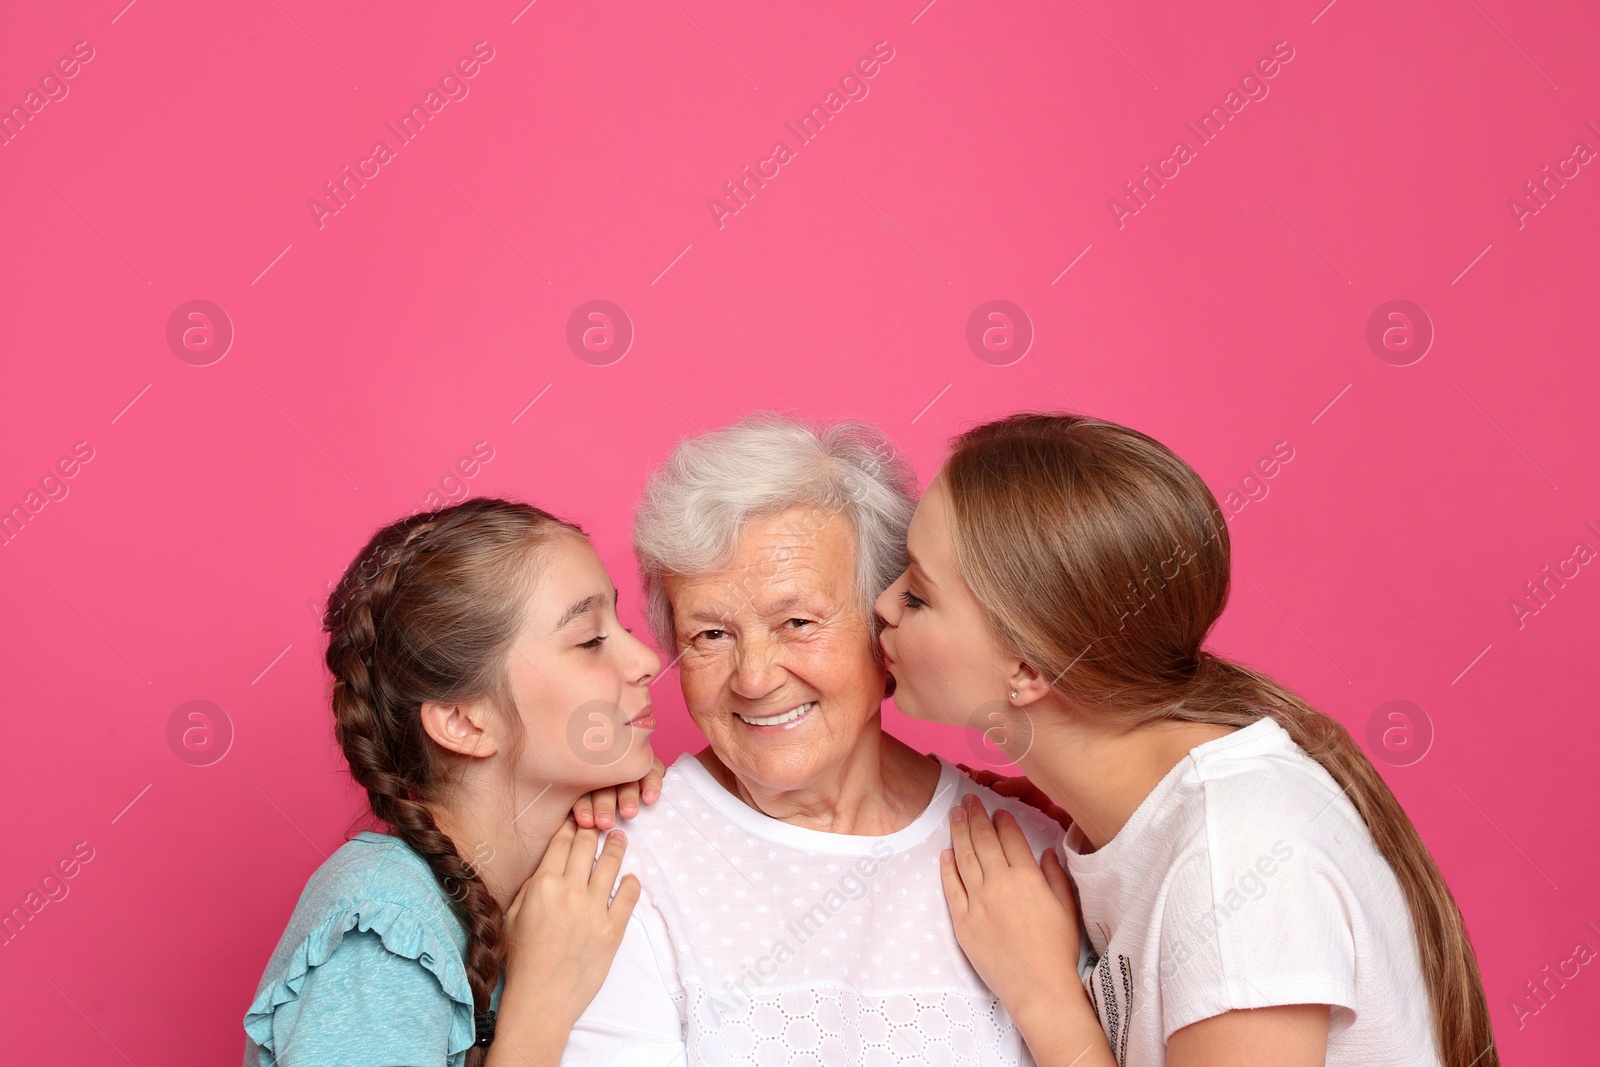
[503,532,662,790]
[667,506,886,796]
[875,474,1014,728]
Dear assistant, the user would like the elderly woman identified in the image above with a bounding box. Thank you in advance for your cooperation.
[560,415,1063,1067]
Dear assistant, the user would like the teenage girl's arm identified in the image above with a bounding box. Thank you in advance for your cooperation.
[485,819,641,1067]
[1166,1006,1328,1064]
[571,755,666,829]
[942,795,1329,1067]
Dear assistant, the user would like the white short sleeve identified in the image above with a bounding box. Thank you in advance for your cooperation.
[1158,833,1360,1041]
[1066,720,1440,1065]
[560,904,685,1066]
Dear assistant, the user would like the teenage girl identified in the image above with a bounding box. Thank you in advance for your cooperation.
[875,414,1496,1067]
[244,498,664,1067]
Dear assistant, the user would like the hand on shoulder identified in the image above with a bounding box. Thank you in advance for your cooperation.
[940,792,1115,1066]
[497,820,641,1042]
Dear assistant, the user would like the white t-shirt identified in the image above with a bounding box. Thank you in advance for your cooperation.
[562,753,1066,1066]
[1064,717,1442,1066]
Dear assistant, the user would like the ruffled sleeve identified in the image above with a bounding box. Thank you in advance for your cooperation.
[243,897,479,1066]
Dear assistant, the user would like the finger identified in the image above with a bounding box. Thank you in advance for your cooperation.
[1041,848,1074,913]
[989,777,1046,808]
[993,808,1036,867]
[572,792,596,829]
[640,755,665,805]
[565,824,602,879]
[949,801,983,889]
[939,848,969,916]
[962,794,1009,872]
[589,830,628,896]
[1025,786,1060,812]
[535,817,579,878]
[590,788,619,831]
[608,873,641,924]
[991,779,1072,831]
[615,780,641,819]
[504,875,531,923]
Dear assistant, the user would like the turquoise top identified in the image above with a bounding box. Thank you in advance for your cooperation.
[243,831,505,1067]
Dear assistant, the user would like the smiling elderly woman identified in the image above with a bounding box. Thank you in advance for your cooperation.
[560,414,1063,1067]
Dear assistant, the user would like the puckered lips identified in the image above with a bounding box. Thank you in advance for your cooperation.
[734,700,817,731]
[625,703,657,731]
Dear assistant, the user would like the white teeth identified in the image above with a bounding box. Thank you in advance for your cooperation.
[738,702,815,727]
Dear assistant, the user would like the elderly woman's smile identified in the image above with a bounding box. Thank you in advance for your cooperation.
[734,702,814,728]
[666,505,889,801]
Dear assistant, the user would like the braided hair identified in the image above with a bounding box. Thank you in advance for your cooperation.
[323,498,581,1067]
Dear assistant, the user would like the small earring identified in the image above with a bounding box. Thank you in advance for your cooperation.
[1009,690,1018,701]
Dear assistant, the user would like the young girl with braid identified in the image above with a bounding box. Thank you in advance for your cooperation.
[876,414,1497,1067]
[244,499,665,1067]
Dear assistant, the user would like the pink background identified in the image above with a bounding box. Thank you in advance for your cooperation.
[2,1,1597,1062]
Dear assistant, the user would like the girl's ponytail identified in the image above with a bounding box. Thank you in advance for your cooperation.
[944,413,1496,1067]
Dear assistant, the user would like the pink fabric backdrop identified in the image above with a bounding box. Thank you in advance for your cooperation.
[2,1,1596,1062]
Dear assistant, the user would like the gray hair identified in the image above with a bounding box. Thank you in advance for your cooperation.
[633,412,918,653]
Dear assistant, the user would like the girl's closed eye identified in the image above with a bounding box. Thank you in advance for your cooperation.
[579,634,608,650]
[899,589,926,609]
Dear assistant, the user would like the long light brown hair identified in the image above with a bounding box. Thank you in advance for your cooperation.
[944,412,1494,1067]
[324,498,580,1067]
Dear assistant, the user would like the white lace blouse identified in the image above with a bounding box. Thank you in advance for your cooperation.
[561,753,1065,1066]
